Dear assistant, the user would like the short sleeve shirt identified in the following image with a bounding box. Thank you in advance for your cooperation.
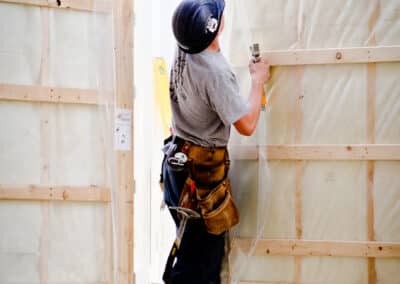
[169,48,250,147]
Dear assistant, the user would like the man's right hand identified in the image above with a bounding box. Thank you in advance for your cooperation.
[233,58,270,136]
[249,58,270,84]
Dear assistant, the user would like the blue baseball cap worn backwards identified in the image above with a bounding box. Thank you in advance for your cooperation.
[172,0,225,54]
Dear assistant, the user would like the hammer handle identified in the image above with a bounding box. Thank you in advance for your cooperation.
[251,44,267,110]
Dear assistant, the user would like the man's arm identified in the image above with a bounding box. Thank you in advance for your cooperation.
[234,59,270,136]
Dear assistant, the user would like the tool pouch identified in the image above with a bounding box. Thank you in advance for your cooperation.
[196,178,239,235]
[187,145,228,186]
[171,137,240,235]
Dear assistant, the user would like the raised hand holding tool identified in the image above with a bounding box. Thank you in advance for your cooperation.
[250,43,268,111]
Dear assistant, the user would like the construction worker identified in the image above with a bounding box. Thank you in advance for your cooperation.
[161,0,270,283]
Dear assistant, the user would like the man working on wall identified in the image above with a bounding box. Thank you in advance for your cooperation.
[161,0,270,283]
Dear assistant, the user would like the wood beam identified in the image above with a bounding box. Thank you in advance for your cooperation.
[233,239,400,258]
[0,83,100,105]
[293,3,305,282]
[39,7,50,284]
[261,46,400,66]
[230,145,400,161]
[113,0,135,282]
[0,0,111,12]
[0,185,111,202]
[367,0,380,282]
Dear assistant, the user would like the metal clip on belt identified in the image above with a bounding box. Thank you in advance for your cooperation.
[167,152,188,168]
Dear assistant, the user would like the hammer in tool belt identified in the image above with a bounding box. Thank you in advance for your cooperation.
[250,43,268,111]
[163,206,201,283]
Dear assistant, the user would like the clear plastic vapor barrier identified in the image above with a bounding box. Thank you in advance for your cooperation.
[222,0,400,283]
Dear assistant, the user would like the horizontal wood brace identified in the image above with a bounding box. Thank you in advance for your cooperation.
[233,239,400,258]
[0,83,102,105]
[229,144,400,161]
[0,0,111,12]
[0,184,111,202]
[236,46,400,67]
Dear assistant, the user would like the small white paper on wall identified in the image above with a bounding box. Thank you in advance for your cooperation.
[114,108,132,151]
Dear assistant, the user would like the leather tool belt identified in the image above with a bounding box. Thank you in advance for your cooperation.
[167,136,239,235]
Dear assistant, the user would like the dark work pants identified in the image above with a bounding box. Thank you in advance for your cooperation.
[162,158,225,284]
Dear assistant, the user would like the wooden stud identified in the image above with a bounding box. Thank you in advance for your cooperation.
[230,144,400,161]
[294,40,305,284]
[104,204,113,283]
[113,0,135,282]
[293,68,304,145]
[0,0,111,12]
[263,46,400,66]
[233,239,400,258]
[0,83,101,105]
[39,7,50,284]
[293,16,305,240]
[259,45,400,66]
[39,8,49,88]
[102,128,113,282]
[367,0,380,283]
[39,203,49,284]
[0,185,111,202]
[231,46,400,67]
[367,63,377,146]
[294,161,303,284]
[367,161,377,283]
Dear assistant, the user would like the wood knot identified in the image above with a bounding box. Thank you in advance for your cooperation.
[336,52,342,60]
[62,191,69,200]
[346,146,352,151]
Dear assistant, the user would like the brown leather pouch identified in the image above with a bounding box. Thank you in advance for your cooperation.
[196,178,239,235]
[188,146,228,185]
[178,141,239,235]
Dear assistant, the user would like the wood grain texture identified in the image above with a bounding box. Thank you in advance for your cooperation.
[0,185,111,202]
[233,239,400,258]
[113,0,135,282]
[367,0,380,282]
[262,46,400,66]
[230,145,400,161]
[0,84,100,105]
[39,7,50,284]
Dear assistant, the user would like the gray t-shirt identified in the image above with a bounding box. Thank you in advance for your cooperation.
[169,48,250,147]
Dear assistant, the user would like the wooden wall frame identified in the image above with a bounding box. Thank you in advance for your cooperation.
[231,2,399,284]
[0,0,134,283]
